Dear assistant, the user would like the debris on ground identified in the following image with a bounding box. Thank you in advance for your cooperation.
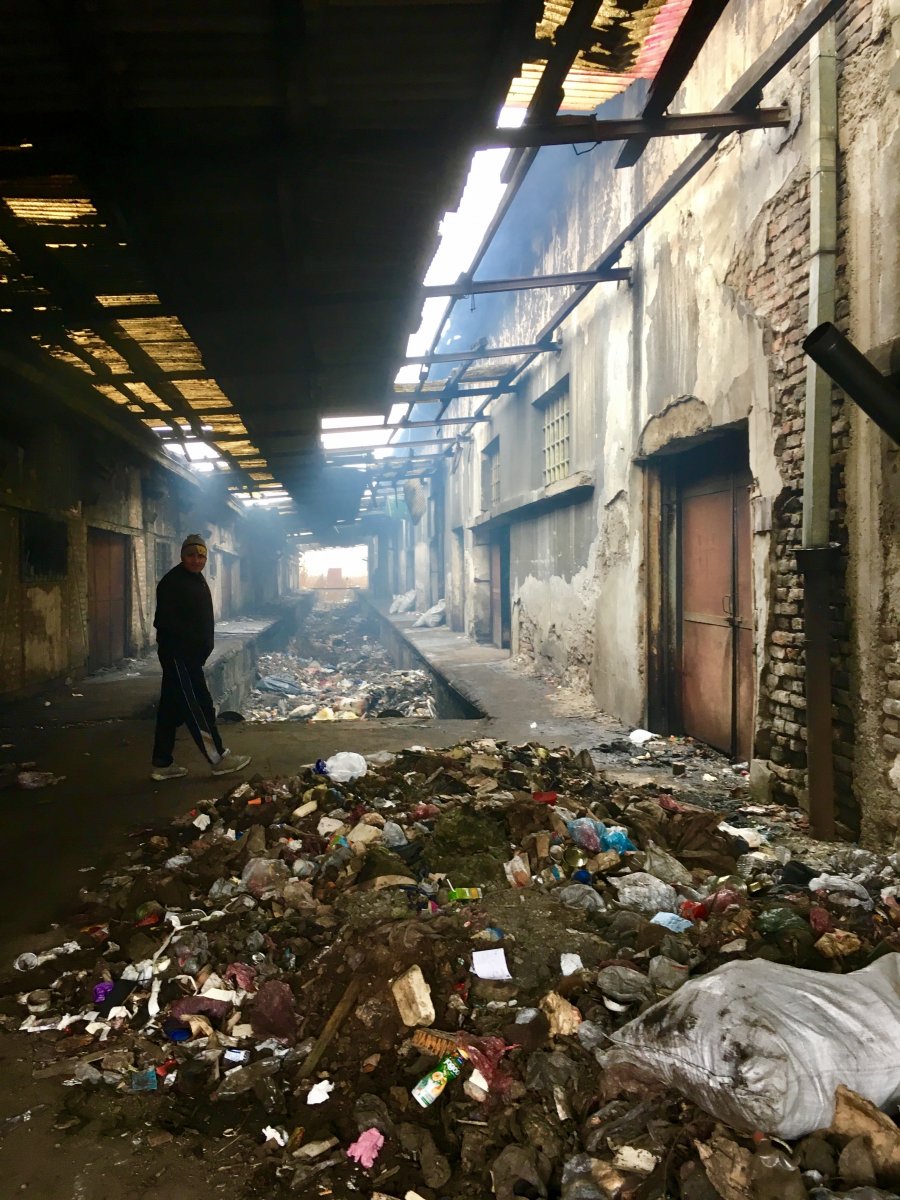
[5,737,900,1198]
[242,599,435,722]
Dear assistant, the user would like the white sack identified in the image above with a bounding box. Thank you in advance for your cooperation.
[323,751,368,782]
[603,955,900,1139]
[413,598,446,628]
[389,590,417,614]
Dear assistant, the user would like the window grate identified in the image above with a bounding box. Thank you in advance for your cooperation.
[542,390,570,485]
[490,450,500,506]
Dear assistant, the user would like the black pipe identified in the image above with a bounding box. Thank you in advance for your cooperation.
[803,322,900,445]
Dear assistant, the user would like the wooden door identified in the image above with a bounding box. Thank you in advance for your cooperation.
[680,473,753,758]
[88,529,129,671]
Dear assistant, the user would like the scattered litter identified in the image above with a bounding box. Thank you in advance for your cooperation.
[8,709,898,1198]
[306,1080,334,1105]
[471,948,512,981]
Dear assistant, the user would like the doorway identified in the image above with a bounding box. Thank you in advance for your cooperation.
[490,528,511,649]
[650,435,753,760]
[87,528,130,671]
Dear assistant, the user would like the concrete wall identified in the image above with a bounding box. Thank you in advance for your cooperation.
[0,381,289,696]
[380,0,900,838]
[841,0,900,841]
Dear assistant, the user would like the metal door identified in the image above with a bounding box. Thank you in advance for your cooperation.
[680,473,752,758]
[87,529,129,671]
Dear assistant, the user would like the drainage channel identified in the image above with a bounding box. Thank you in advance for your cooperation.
[360,597,484,720]
[236,591,483,722]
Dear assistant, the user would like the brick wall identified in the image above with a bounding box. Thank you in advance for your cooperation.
[726,155,857,831]
[721,0,885,835]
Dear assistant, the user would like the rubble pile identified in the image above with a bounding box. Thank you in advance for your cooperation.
[244,600,435,722]
[9,739,900,1199]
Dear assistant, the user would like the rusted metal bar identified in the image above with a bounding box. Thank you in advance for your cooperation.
[615,0,732,168]
[475,108,789,148]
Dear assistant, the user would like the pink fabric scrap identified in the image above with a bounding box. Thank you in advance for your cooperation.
[346,1127,384,1169]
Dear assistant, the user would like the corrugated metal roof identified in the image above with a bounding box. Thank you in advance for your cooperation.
[0,0,699,522]
[508,0,693,111]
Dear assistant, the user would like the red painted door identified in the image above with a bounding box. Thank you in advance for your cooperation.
[88,529,129,671]
[680,474,753,758]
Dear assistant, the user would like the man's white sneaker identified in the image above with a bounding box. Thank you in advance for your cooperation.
[211,750,252,777]
[151,763,189,781]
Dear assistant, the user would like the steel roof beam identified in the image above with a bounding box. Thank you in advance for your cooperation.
[420,267,629,299]
[615,0,732,169]
[403,341,560,367]
[474,108,788,148]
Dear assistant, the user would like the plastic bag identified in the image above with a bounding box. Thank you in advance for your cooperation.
[556,883,606,912]
[323,751,368,782]
[241,857,291,898]
[413,598,446,628]
[644,841,693,887]
[604,954,900,1139]
[610,872,677,914]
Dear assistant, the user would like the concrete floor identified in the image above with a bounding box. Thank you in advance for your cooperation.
[0,609,626,963]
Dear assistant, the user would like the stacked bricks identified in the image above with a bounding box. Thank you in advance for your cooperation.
[726,131,856,829]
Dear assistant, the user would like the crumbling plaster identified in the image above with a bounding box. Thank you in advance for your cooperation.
[840,5,900,839]
[475,0,807,722]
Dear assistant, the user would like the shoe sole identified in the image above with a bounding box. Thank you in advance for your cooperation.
[211,758,252,777]
[150,771,188,781]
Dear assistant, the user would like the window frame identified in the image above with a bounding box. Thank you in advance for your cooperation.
[533,376,571,487]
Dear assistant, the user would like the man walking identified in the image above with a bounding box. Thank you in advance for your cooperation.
[150,533,251,781]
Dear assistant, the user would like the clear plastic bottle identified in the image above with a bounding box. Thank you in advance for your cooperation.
[750,1132,807,1200]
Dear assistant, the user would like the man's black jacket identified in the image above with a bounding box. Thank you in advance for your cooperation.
[153,563,215,662]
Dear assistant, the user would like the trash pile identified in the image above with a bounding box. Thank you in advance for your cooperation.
[9,738,900,1199]
[243,600,435,722]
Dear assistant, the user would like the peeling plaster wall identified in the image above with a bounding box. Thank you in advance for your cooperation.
[841,0,900,841]
[0,385,273,696]
[434,0,814,730]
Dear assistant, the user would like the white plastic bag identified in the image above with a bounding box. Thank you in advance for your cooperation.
[603,955,900,1138]
[389,589,417,614]
[610,872,677,914]
[323,751,368,782]
[413,598,446,628]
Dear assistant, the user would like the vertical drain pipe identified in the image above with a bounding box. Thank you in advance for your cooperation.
[798,23,838,839]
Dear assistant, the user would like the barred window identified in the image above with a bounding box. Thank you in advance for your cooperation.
[541,384,570,485]
[490,448,500,506]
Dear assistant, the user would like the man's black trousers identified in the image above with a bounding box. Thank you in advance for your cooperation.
[152,651,225,767]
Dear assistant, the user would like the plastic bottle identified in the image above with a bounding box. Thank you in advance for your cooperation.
[750,1132,807,1200]
[411,1051,466,1108]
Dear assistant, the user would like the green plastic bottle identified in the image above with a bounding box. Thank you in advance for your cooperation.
[411,1052,465,1108]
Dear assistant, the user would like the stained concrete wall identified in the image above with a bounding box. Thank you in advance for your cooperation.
[0,379,290,696]
[399,0,900,836]
[841,0,900,841]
